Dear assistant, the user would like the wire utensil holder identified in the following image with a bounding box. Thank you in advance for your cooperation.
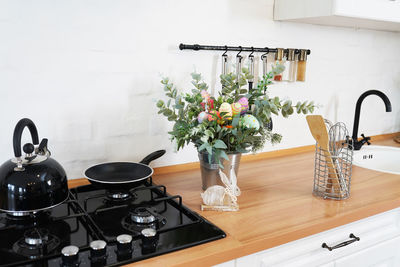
[313,120,353,200]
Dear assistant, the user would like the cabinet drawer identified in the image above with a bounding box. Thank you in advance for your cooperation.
[335,236,400,267]
[236,208,400,267]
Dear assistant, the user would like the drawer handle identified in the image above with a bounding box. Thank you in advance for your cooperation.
[322,233,360,251]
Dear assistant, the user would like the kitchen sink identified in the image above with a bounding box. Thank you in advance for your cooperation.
[353,145,400,175]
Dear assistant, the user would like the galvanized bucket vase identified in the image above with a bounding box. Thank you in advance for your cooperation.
[198,152,241,191]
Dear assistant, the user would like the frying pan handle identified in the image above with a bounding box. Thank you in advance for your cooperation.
[140,150,166,165]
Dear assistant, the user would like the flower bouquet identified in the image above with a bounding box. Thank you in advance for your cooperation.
[157,64,315,211]
[156,65,315,192]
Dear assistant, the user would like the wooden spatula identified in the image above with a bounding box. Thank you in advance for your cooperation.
[306,115,342,195]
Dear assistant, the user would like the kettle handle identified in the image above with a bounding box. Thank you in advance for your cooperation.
[13,118,39,158]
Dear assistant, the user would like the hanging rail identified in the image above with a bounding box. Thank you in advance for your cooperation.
[179,43,311,55]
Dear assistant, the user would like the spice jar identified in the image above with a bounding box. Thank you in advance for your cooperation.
[273,48,285,81]
[296,49,308,82]
[286,49,297,82]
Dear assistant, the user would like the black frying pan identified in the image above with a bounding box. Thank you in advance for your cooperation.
[84,150,166,191]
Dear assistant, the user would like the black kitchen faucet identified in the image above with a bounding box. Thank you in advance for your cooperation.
[352,90,392,150]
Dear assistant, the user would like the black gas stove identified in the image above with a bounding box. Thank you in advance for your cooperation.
[0,178,225,266]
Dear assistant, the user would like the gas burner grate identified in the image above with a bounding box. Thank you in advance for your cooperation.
[121,207,167,235]
[0,192,102,267]
[1,179,226,267]
[13,228,60,258]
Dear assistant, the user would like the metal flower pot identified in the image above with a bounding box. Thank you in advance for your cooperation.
[198,152,241,191]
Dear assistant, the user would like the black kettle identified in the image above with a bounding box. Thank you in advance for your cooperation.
[0,118,68,214]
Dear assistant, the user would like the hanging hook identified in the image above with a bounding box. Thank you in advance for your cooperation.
[261,47,269,60]
[236,46,243,79]
[222,46,228,75]
[249,47,255,58]
[222,45,228,57]
[236,46,242,58]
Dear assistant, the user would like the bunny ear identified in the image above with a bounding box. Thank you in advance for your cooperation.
[230,166,237,186]
[219,169,230,188]
[229,167,241,197]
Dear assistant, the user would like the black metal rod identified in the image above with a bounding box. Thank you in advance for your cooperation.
[179,43,311,55]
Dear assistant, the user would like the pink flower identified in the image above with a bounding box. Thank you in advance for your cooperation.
[200,90,210,100]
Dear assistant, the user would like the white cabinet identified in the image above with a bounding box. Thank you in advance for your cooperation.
[274,0,400,32]
[214,260,236,267]
[216,208,400,267]
[335,236,400,267]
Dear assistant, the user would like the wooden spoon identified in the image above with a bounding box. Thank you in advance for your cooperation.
[306,115,342,195]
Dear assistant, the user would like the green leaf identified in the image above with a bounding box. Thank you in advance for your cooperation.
[220,150,229,161]
[218,161,224,169]
[191,72,201,82]
[175,104,183,109]
[236,147,248,153]
[232,115,240,127]
[177,139,184,150]
[274,97,280,106]
[204,130,214,139]
[283,100,292,112]
[156,100,164,108]
[198,143,208,152]
[214,140,227,149]
[205,144,213,156]
[199,82,208,90]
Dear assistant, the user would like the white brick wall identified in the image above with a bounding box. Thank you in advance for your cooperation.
[0,0,399,179]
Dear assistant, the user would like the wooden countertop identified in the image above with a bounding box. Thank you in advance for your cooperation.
[68,135,400,267]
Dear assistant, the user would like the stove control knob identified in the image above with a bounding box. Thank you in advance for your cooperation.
[141,228,157,238]
[90,240,107,261]
[61,245,79,266]
[141,228,158,253]
[117,234,133,252]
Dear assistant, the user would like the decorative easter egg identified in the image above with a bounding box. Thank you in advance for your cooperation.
[240,115,260,130]
[197,111,208,123]
[238,97,249,115]
[219,102,232,119]
[231,103,242,116]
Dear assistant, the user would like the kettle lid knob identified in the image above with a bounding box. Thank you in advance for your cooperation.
[23,143,34,155]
